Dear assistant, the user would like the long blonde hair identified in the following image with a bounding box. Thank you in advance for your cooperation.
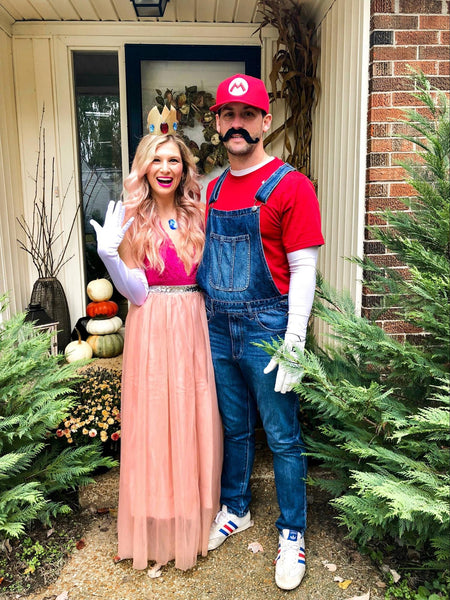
[122,134,204,274]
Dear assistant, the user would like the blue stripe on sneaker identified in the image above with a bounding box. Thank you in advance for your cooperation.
[219,521,238,537]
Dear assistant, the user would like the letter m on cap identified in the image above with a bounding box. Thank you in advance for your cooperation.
[228,77,248,96]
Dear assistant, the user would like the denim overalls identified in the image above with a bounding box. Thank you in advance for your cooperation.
[197,164,307,534]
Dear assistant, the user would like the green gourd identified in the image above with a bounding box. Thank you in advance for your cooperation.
[87,333,124,358]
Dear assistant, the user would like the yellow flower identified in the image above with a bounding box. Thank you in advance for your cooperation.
[56,367,121,445]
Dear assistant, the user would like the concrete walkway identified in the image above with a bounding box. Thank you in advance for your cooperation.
[22,448,384,600]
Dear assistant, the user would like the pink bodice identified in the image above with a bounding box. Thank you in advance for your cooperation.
[144,239,197,286]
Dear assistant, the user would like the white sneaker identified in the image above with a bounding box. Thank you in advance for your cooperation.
[275,529,306,590]
[208,505,253,550]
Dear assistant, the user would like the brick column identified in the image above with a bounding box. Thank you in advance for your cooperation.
[365,0,449,341]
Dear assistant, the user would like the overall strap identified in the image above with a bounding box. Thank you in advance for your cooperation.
[208,167,230,207]
[254,163,295,204]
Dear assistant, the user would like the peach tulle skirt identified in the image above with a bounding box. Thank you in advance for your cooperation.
[117,288,222,571]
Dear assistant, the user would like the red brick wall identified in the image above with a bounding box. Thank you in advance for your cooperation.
[365,0,449,341]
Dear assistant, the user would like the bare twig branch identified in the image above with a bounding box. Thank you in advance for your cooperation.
[16,105,80,278]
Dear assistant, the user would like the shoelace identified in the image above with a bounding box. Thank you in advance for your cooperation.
[214,509,228,525]
[278,537,301,569]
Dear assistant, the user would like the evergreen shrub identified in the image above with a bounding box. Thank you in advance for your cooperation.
[0,296,117,538]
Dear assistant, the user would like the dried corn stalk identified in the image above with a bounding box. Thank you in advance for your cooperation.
[256,0,320,176]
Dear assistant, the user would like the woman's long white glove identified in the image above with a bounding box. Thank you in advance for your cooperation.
[263,246,319,393]
[90,201,149,306]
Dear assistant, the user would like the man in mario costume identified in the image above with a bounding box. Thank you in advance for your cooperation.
[197,73,324,590]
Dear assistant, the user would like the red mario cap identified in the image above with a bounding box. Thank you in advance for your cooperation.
[210,74,270,114]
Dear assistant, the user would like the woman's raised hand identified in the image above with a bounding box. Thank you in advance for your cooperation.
[90,201,134,260]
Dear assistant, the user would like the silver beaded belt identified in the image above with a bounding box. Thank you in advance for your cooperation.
[148,284,200,294]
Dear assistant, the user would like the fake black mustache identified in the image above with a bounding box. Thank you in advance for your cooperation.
[219,128,260,144]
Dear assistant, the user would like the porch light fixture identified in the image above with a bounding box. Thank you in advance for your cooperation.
[131,0,169,18]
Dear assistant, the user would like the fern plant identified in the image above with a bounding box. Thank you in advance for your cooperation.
[0,295,116,538]
[261,72,449,568]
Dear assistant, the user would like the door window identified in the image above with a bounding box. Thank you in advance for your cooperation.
[73,52,127,318]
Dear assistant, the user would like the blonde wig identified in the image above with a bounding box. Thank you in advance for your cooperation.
[123,134,204,274]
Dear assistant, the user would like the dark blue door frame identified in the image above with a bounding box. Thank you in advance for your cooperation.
[124,44,261,165]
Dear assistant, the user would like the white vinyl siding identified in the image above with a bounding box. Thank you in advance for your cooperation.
[0,28,29,320]
[310,0,370,343]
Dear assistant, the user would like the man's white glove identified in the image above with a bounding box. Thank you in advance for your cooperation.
[90,200,149,306]
[263,246,319,394]
[263,333,305,394]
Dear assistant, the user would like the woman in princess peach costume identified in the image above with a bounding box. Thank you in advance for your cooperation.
[90,121,222,573]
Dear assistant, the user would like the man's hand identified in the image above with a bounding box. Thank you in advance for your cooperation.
[263,333,305,394]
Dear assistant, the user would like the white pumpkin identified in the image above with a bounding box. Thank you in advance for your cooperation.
[86,316,123,335]
[65,331,93,363]
[86,278,113,302]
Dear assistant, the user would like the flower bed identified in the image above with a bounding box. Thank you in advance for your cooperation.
[55,363,121,456]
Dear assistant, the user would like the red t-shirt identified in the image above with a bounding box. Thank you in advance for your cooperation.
[206,158,324,294]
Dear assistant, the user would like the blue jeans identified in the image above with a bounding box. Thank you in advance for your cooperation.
[206,298,307,534]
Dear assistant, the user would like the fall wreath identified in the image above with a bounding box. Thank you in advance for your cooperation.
[155,86,228,175]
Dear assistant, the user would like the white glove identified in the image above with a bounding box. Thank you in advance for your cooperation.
[264,332,305,393]
[263,246,319,393]
[90,200,149,306]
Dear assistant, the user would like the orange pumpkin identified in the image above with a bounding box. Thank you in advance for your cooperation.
[86,300,118,319]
